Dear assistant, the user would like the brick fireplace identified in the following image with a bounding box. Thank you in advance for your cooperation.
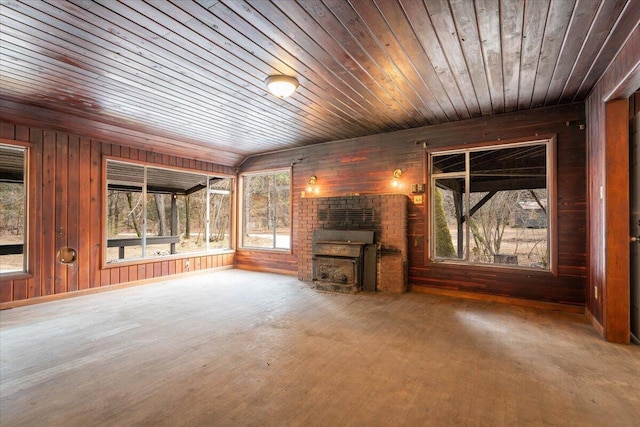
[298,194,409,293]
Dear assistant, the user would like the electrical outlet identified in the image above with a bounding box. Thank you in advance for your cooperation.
[413,195,423,204]
[185,260,190,270]
[594,286,598,300]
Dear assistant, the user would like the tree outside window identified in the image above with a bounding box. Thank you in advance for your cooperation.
[106,160,232,262]
[430,141,552,270]
[0,144,27,274]
[242,171,291,250]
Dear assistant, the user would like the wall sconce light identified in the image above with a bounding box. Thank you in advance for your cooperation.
[265,75,299,98]
[391,168,403,188]
[306,175,318,194]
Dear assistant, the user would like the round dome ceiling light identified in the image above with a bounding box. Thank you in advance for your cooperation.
[265,75,299,98]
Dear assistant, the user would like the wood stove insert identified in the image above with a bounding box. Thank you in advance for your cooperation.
[312,230,375,293]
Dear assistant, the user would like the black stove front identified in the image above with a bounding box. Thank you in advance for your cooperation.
[311,230,375,294]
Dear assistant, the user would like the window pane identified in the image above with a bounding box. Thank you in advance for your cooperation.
[243,174,275,248]
[107,161,229,261]
[242,171,290,250]
[146,167,209,257]
[106,161,144,262]
[470,145,546,185]
[0,145,26,273]
[431,142,550,270]
[433,153,465,173]
[275,172,290,249]
[209,178,232,251]
[434,178,465,260]
[468,189,548,268]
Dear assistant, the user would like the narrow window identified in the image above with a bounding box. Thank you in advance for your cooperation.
[241,170,291,250]
[0,144,28,274]
[430,140,553,270]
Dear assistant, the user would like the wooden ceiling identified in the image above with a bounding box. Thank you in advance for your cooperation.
[0,0,637,166]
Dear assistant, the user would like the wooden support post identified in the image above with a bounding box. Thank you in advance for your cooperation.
[170,194,178,236]
[603,99,630,343]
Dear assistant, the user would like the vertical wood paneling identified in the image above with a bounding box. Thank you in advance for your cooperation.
[89,139,101,288]
[77,138,91,290]
[0,122,15,139]
[29,128,43,298]
[67,135,80,292]
[42,131,56,296]
[0,121,235,306]
[54,133,68,294]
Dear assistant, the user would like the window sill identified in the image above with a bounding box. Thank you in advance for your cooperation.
[238,247,292,254]
[427,259,557,277]
[0,271,33,280]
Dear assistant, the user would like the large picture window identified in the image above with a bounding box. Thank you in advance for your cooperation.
[0,144,28,274]
[429,140,554,270]
[241,170,291,250]
[106,160,233,263]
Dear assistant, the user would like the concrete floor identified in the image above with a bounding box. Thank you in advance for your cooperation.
[1,270,639,426]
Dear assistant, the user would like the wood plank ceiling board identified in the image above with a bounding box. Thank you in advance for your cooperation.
[0,0,637,167]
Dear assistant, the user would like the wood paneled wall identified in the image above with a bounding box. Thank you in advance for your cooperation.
[239,103,587,306]
[0,121,235,307]
[584,25,638,343]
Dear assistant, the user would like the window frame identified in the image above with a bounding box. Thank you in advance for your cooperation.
[102,157,235,268]
[0,139,31,278]
[239,167,293,252]
[426,136,558,275]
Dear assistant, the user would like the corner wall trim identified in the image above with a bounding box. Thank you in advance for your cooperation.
[586,307,605,338]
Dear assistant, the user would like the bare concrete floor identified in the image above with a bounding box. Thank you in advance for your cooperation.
[1,270,639,426]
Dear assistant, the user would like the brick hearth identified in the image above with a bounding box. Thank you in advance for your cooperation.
[298,194,409,293]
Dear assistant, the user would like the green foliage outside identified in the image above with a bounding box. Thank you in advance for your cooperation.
[434,187,456,258]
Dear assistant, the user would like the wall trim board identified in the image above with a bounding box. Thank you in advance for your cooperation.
[235,265,298,276]
[410,285,585,314]
[586,307,605,338]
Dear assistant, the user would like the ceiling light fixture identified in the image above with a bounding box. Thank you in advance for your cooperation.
[265,75,299,98]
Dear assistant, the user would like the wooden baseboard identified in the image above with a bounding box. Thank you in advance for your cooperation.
[585,308,605,338]
[0,265,234,310]
[410,285,585,314]
[235,265,297,276]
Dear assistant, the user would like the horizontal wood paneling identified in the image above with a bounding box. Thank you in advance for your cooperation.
[0,121,235,306]
[239,103,587,306]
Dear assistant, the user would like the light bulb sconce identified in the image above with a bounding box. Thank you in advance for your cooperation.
[391,168,403,188]
[306,175,318,194]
